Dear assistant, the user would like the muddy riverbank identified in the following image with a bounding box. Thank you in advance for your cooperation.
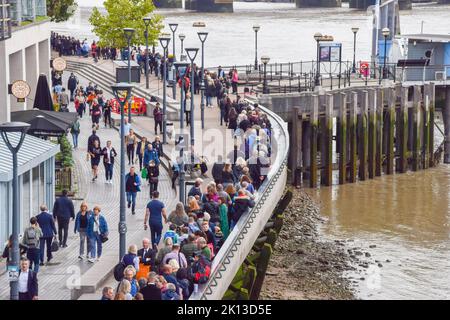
[260,189,357,300]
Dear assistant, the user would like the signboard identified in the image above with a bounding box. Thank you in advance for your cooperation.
[52,57,67,72]
[319,43,342,62]
[8,80,31,103]
[8,265,19,282]
[360,61,370,77]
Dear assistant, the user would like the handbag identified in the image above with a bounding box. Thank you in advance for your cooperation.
[51,237,59,252]
[141,167,148,179]
[100,234,109,243]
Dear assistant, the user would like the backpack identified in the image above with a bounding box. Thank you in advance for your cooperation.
[25,227,39,248]
[191,255,211,284]
[113,262,125,281]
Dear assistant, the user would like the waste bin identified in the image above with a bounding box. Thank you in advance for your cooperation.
[114,60,141,83]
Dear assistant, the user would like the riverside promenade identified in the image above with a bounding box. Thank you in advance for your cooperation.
[0,54,242,300]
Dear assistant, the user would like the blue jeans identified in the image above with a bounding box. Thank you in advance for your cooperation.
[71,133,79,148]
[126,192,137,212]
[27,247,40,273]
[149,221,163,249]
[89,232,102,258]
[104,163,113,181]
[206,95,213,106]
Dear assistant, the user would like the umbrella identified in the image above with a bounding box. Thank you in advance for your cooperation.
[11,110,77,137]
[33,73,54,111]
[11,110,78,127]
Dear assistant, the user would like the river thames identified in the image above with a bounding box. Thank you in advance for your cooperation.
[53,1,450,299]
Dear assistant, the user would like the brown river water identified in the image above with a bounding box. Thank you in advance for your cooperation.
[53,2,450,299]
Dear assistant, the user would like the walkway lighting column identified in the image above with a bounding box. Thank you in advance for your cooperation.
[253,25,260,70]
[123,28,135,123]
[179,34,186,60]
[169,23,178,60]
[313,32,322,87]
[382,27,390,80]
[261,55,270,94]
[174,61,189,203]
[351,27,359,74]
[185,47,199,165]
[0,122,30,300]
[159,35,171,144]
[111,83,133,261]
[197,31,208,130]
[143,17,152,90]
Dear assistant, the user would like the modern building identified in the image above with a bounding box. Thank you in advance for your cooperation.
[0,0,58,243]
[0,0,51,123]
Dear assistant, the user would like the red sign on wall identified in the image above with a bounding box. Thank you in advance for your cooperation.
[360,61,370,77]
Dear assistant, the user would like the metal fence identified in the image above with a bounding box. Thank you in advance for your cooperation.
[0,0,11,40]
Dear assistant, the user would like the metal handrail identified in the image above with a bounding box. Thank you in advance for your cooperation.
[189,98,289,300]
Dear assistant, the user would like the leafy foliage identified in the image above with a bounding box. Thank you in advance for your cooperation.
[46,0,78,22]
[56,134,74,168]
[89,0,163,48]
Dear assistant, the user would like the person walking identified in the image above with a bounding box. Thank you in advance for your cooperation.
[91,100,102,131]
[185,92,191,127]
[125,167,141,215]
[87,206,108,263]
[75,90,86,118]
[153,103,163,135]
[103,100,113,128]
[143,143,160,168]
[58,88,70,112]
[67,73,78,101]
[70,117,81,149]
[152,136,164,160]
[231,69,239,94]
[18,258,39,300]
[35,205,57,266]
[144,191,168,250]
[102,140,117,184]
[88,139,102,182]
[87,129,101,151]
[147,160,159,195]
[136,137,148,171]
[74,202,92,260]
[126,129,137,165]
[22,217,43,273]
[52,189,75,248]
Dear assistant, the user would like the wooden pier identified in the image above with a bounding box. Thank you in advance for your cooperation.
[288,83,437,187]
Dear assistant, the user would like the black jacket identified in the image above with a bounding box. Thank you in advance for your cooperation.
[67,75,78,91]
[36,211,57,238]
[232,196,255,222]
[53,196,75,221]
[102,147,117,165]
[139,284,161,300]
[148,165,159,180]
[18,270,38,300]
[212,163,224,182]
[137,247,157,267]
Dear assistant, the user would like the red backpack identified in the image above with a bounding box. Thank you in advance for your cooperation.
[192,255,211,284]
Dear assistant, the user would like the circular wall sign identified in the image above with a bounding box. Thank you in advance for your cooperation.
[53,57,67,72]
[11,80,31,100]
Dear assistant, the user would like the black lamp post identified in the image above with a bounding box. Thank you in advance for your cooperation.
[110,83,133,261]
[123,28,135,123]
[169,23,178,60]
[351,27,359,74]
[197,31,208,130]
[174,61,189,203]
[314,32,322,87]
[185,47,199,165]
[253,25,260,70]
[0,121,30,300]
[143,17,152,90]
[261,55,270,94]
[382,27,390,80]
[159,35,171,144]
[179,34,186,61]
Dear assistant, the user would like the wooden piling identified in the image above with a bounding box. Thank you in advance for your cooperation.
[428,83,435,167]
[310,95,319,188]
[349,92,358,183]
[386,88,396,174]
[359,90,369,181]
[322,94,333,186]
[338,92,347,184]
[291,107,302,185]
[399,86,409,173]
[412,85,422,171]
[423,85,430,170]
[368,89,377,179]
[302,120,311,181]
[376,88,384,176]
[249,243,272,300]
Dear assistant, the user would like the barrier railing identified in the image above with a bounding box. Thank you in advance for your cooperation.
[189,98,289,300]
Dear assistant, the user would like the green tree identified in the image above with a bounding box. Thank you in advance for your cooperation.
[89,0,163,49]
[46,0,78,22]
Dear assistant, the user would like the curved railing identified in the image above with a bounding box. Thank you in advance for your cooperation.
[190,98,290,300]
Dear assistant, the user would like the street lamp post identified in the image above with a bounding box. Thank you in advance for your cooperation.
[0,122,30,300]
[261,55,270,94]
[174,61,189,203]
[123,28,135,123]
[198,31,208,130]
[313,32,322,87]
[253,25,260,70]
[159,35,171,144]
[351,27,359,74]
[185,48,199,165]
[111,83,133,261]
[169,23,179,60]
[143,17,152,90]
[382,27,390,80]
[179,34,186,61]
